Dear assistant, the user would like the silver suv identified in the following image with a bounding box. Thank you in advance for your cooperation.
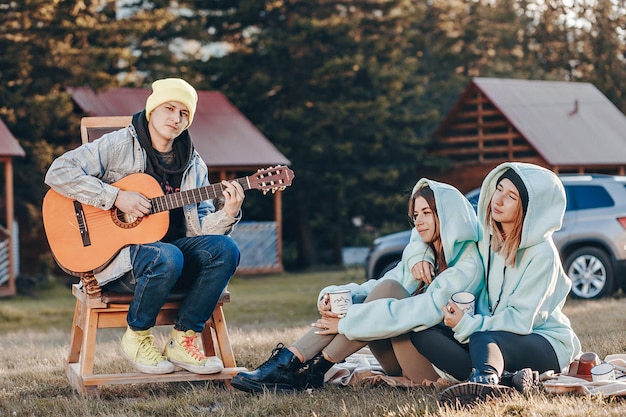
[364,174,626,300]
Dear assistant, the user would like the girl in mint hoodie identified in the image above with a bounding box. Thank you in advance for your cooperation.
[411,162,582,406]
[230,179,484,393]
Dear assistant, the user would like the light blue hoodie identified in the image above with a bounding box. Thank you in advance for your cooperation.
[452,162,582,372]
[321,179,484,341]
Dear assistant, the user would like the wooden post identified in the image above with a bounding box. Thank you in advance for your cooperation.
[0,158,16,297]
[274,189,284,272]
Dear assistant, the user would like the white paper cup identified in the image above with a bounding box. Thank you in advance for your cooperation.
[329,290,352,314]
[591,362,615,381]
[451,291,475,316]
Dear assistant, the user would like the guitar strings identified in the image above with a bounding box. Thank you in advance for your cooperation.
[63,169,287,229]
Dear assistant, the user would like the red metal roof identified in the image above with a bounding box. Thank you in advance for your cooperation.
[0,119,26,157]
[68,87,290,169]
[470,78,626,165]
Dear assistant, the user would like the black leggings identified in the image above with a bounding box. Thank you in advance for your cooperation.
[410,325,560,381]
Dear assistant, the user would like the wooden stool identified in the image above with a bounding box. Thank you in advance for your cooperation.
[65,284,246,396]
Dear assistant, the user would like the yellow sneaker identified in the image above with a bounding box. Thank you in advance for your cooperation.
[119,327,175,374]
[164,329,224,374]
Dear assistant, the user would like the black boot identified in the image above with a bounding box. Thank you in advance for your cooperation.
[500,368,539,394]
[439,368,513,407]
[231,344,303,393]
[468,368,500,385]
[294,352,334,389]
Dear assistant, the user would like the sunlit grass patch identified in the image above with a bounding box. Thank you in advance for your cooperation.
[2,267,626,416]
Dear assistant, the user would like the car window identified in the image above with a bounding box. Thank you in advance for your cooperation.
[564,186,575,212]
[465,188,480,213]
[565,185,614,211]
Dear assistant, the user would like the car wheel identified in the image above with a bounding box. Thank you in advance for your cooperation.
[377,260,400,279]
[565,247,614,300]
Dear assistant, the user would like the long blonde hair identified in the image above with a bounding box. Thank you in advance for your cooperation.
[409,186,448,274]
[486,188,524,267]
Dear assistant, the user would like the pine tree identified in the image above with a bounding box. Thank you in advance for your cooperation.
[190,1,441,266]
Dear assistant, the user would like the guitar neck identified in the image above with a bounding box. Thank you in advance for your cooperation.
[150,177,251,214]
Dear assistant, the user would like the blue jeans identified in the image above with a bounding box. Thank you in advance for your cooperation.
[104,235,240,332]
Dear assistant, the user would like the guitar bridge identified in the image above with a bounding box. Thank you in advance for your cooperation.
[73,200,92,247]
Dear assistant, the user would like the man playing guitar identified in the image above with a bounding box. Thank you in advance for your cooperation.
[45,78,244,375]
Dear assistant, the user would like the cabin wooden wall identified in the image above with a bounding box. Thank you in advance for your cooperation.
[426,85,626,192]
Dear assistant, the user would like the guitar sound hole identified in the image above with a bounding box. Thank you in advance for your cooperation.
[110,208,143,229]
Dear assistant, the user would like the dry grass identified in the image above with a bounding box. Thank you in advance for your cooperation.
[2,268,626,416]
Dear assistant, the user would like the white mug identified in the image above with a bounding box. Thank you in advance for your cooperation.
[591,362,615,381]
[451,291,475,316]
[329,290,352,314]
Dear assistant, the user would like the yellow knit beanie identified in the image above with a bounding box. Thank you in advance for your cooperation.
[145,78,198,128]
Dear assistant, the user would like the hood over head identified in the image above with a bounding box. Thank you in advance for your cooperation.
[412,178,479,263]
[477,162,565,249]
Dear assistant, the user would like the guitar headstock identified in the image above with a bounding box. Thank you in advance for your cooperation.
[248,166,295,194]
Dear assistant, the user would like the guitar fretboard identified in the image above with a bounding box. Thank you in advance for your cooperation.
[150,177,251,214]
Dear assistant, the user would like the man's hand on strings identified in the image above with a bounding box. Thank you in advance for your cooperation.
[114,190,151,218]
[221,180,245,217]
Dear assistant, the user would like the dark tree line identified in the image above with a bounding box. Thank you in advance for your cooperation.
[1,0,625,274]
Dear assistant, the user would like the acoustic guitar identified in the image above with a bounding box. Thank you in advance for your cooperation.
[42,166,294,275]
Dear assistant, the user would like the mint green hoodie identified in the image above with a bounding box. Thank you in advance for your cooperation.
[324,179,484,341]
[453,162,582,372]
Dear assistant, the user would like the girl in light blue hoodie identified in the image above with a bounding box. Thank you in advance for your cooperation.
[411,162,582,406]
[231,179,484,393]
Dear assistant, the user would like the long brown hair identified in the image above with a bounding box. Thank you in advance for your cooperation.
[486,186,524,267]
[408,185,448,274]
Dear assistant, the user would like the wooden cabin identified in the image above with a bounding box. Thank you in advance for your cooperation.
[0,119,26,297]
[425,78,626,193]
[69,86,291,274]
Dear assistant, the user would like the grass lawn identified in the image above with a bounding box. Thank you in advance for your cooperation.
[1,267,626,416]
